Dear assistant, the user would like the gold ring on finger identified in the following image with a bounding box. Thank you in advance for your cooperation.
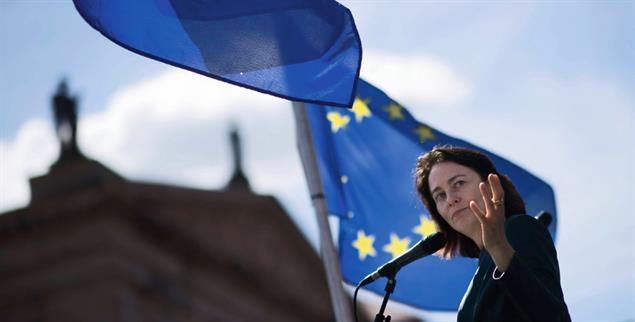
[492,198,504,208]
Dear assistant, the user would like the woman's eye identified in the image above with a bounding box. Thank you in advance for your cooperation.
[454,180,465,187]
[435,192,446,203]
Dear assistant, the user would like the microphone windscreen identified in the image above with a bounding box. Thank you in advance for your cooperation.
[535,211,552,227]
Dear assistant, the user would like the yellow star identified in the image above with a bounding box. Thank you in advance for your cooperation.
[326,112,350,133]
[352,230,377,261]
[382,233,411,259]
[413,215,437,239]
[384,102,404,120]
[352,97,372,123]
[414,125,436,143]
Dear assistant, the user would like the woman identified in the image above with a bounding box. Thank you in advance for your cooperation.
[414,145,570,322]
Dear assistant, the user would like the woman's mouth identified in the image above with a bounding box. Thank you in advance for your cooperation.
[452,207,469,221]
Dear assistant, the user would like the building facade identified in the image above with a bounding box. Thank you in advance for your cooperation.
[0,82,336,322]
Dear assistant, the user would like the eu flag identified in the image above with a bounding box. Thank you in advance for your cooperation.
[73,0,362,108]
[305,79,557,310]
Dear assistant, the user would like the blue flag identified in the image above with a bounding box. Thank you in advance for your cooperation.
[306,79,557,311]
[73,0,362,107]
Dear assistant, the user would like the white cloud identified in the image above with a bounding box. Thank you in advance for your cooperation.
[361,51,471,107]
[79,70,285,186]
[0,119,58,212]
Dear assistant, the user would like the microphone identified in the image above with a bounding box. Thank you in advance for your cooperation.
[535,211,552,227]
[358,232,446,287]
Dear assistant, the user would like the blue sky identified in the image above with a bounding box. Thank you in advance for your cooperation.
[1,1,634,321]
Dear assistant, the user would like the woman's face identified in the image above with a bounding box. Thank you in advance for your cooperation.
[428,161,486,235]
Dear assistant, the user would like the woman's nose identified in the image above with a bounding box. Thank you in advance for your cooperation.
[447,192,460,206]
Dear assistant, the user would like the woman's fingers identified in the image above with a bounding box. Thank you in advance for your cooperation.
[488,174,505,204]
[473,175,507,230]
[469,200,485,224]
[479,182,494,217]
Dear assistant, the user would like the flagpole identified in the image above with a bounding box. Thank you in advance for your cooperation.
[292,101,354,322]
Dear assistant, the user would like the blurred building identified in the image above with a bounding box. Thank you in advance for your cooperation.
[0,82,336,322]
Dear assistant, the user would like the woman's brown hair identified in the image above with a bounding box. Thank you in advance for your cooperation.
[414,145,526,258]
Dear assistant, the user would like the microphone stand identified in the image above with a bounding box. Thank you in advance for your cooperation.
[374,272,397,322]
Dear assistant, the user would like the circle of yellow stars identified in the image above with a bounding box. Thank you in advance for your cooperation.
[324,95,441,261]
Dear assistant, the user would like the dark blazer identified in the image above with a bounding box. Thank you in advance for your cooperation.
[457,214,571,322]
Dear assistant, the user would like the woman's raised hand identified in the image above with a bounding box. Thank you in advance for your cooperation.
[469,174,515,271]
